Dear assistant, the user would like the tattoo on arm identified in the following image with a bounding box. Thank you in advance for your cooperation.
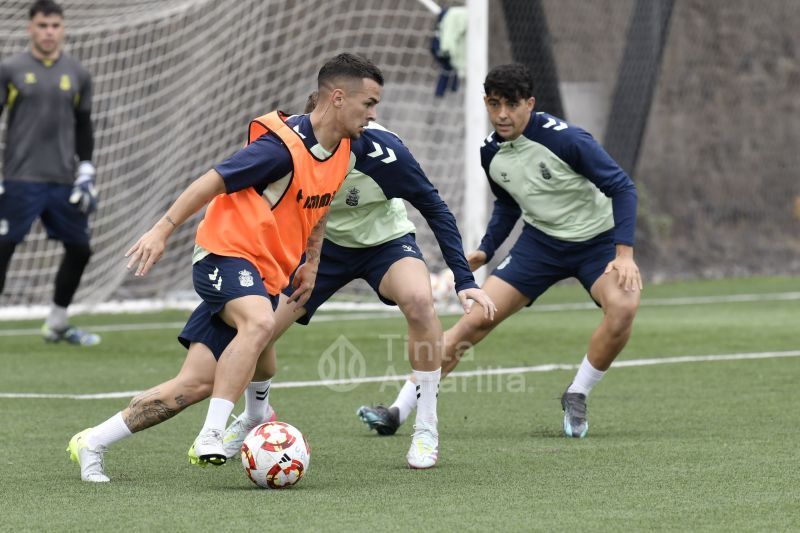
[124,388,180,432]
[305,214,327,264]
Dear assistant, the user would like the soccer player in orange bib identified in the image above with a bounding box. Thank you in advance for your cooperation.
[67,53,384,482]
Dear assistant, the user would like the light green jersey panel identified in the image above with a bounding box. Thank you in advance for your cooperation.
[324,168,416,248]
[489,135,613,241]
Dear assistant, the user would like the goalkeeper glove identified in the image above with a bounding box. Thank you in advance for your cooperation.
[69,161,98,214]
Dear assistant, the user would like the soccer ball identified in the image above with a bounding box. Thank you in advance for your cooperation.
[241,421,310,489]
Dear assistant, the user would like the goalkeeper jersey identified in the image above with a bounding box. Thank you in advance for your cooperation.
[0,51,92,184]
[478,111,637,261]
[196,112,351,294]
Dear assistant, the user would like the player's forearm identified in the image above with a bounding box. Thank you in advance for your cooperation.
[304,214,328,265]
[75,109,94,161]
[157,169,226,234]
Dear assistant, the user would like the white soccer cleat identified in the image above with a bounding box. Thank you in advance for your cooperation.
[189,429,226,466]
[67,428,110,483]
[406,424,439,469]
[222,406,276,459]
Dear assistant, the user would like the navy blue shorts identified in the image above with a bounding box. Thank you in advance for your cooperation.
[283,233,425,325]
[0,181,90,244]
[492,224,615,305]
[192,254,274,315]
[178,299,279,361]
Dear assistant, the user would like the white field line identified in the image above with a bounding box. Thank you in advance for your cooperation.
[1,350,798,400]
[2,291,799,337]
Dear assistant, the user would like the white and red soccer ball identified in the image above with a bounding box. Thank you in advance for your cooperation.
[241,421,310,489]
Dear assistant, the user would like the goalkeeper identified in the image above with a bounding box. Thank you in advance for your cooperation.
[0,0,99,346]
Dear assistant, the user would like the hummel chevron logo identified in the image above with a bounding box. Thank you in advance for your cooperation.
[212,276,222,291]
[208,267,219,281]
[542,117,568,131]
[366,141,397,164]
[293,124,306,139]
[255,388,269,400]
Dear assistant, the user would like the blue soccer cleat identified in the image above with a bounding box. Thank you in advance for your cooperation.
[356,405,401,436]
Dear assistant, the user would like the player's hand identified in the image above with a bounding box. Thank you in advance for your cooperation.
[457,287,497,321]
[125,227,168,277]
[69,161,98,214]
[466,250,487,272]
[287,261,317,308]
[604,255,643,292]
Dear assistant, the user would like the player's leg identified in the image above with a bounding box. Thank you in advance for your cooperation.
[374,275,531,428]
[0,181,42,297]
[189,254,276,465]
[442,275,532,375]
[367,230,554,435]
[223,243,351,457]
[0,241,17,296]
[561,234,641,438]
[40,183,100,345]
[222,294,304,458]
[68,342,218,482]
[376,256,443,468]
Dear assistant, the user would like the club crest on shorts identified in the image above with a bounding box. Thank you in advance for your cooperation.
[345,186,360,206]
[238,269,254,287]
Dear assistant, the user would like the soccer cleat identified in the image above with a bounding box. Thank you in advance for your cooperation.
[356,404,401,436]
[561,390,589,438]
[188,429,227,466]
[406,424,439,469]
[67,428,110,482]
[42,323,101,346]
[221,407,277,459]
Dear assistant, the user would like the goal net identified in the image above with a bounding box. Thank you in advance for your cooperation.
[0,0,469,313]
[3,0,797,317]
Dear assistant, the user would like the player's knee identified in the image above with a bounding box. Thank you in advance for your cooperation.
[605,296,639,330]
[400,291,436,326]
[453,311,495,346]
[239,314,275,347]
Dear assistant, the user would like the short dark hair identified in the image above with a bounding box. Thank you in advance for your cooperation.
[29,0,63,18]
[484,63,535,102]
[304,91,319,113]
[317,53,384,90]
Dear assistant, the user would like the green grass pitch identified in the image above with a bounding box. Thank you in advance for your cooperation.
[1,276,798,531]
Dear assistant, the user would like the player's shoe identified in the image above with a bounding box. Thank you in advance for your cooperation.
[221,407,277,459]
[356,404,400,436]
[406,423,439,469]
[561,390,589,438]
[188,429,226,466]
[42,323,101,346]
[67,428,110,483]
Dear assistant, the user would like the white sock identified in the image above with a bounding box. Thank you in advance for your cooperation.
[567,355,606,396]
[201,397,235,433]
[87,412,132,449]
[412,368,441,429]
[390,380,419,424]
[243,379,272,422]
[46,305,69,331]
